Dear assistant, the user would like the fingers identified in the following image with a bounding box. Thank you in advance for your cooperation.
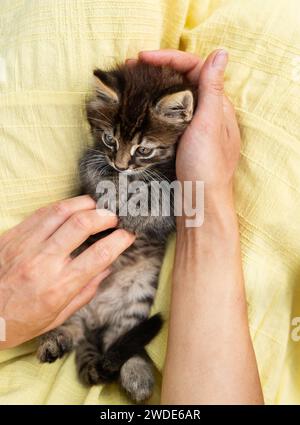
[222,96,241,160]
[126,58,138,67]
[193,49,228,131]
[48,269,111,329]
[138,48,228,130]
[47,227,135,323]
[223,96,240,140]
[199,49,228,97]
[138,49,203,85]
[4,196,96,245]
[67,229,135,292]
[45,209,118,256]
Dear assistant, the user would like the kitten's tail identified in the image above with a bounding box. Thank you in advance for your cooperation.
[86,313,163,382]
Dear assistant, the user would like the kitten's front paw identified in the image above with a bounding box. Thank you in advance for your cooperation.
[37,329,73,363]
[120,355,154,403]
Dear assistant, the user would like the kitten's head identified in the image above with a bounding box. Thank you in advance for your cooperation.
[85,62,197,175]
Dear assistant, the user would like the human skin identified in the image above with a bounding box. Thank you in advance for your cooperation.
[0,196,135,349]
[0,48,263,404]
[139,49,264,404]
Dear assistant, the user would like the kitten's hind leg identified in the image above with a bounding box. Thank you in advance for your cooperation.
[120,351,155,403]
[76,315,162,389]
[75,326,119,385]
[76,339,103,385]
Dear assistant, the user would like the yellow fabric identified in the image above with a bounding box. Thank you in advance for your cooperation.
[1,0,300,405]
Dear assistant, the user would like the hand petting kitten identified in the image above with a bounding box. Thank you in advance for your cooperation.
[139,49,240,197]
[0,49,253,404]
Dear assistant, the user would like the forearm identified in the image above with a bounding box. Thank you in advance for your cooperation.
[161,196,264,404]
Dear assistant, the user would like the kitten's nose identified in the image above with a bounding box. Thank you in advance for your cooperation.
[114,165,127,172]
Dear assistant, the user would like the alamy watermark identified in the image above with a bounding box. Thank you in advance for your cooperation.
[94,174,204,228]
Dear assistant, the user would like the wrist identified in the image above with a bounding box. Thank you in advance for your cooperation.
[173,200,242,295]
[177,185,238,238]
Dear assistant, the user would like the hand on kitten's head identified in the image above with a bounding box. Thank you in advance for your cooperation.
[139,49,241,194]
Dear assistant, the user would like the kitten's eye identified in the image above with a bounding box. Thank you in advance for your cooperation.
[136,146,153,156]
[102,132,116,149]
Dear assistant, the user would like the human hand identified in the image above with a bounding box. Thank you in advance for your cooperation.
[139,50,262,404]
[139,49,241,210]
[0,196,135,349]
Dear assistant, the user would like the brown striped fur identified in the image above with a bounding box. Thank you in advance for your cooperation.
[37,62,197,403]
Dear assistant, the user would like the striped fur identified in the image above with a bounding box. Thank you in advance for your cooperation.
[37,63,196,402]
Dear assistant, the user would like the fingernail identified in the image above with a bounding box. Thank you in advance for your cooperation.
[212,49,228,69]
[125,58,137,64]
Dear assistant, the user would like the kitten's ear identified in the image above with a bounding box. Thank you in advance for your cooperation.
[93,69,119,104]
[154,90,194,123]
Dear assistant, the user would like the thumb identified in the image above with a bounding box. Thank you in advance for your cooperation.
[193,49,228,125]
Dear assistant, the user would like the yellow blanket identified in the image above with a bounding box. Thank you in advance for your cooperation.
[1,0,300,404]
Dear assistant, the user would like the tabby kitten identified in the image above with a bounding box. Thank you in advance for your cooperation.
[37,62,197,402]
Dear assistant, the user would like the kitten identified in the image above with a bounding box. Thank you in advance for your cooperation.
[37,62,197,402]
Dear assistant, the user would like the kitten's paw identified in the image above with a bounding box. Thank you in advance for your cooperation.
[37,329,73,363]
[76,341,103,385]
[120,355,154,403]
[79,359,102,385]
[77,351,118,385]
